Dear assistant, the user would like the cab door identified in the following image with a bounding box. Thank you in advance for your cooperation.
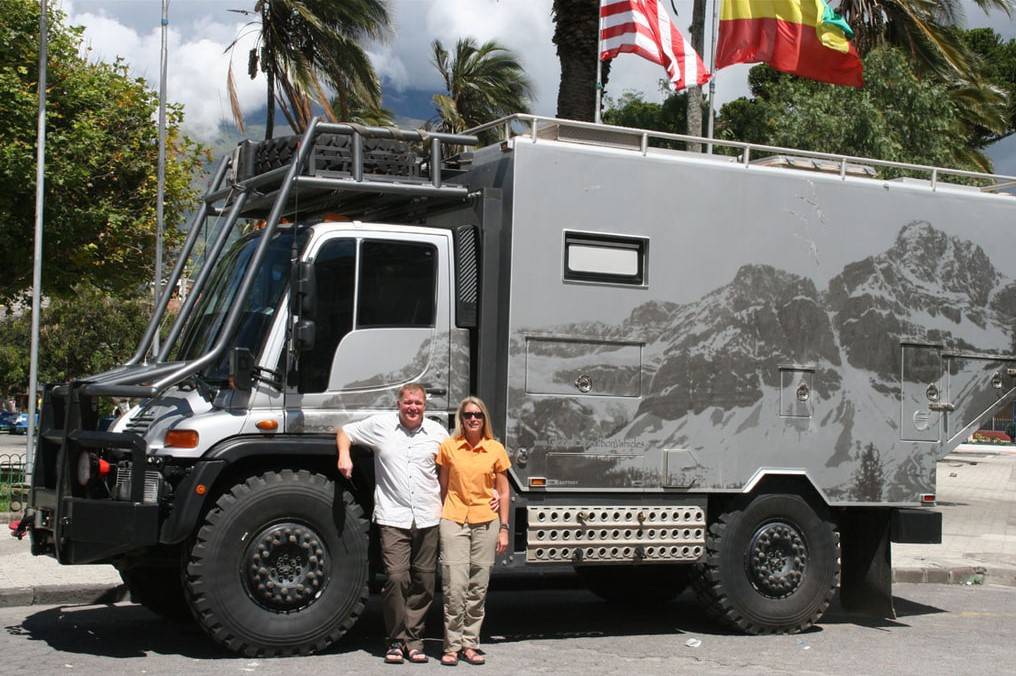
[285,230,452,432]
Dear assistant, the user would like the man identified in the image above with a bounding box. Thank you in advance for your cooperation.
[336,382,446,665]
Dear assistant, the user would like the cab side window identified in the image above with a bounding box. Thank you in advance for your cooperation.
[357,240,437,328]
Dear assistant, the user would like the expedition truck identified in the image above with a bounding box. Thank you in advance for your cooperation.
[21,115,1016,656]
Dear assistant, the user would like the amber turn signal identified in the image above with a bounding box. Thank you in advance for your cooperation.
[255,419,279,432]
[164,429,199,448]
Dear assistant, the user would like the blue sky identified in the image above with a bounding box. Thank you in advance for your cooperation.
[59,0,1016,173]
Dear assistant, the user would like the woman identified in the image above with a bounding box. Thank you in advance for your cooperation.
[436,396,511,666]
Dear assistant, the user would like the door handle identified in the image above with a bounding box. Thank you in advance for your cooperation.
[928,402,955,412]
[422,384,447,397]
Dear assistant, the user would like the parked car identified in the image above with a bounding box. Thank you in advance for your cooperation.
[12,412,37,435]
[0,411,17,433]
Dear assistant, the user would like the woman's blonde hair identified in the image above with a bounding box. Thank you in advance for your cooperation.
[452,396,494,440]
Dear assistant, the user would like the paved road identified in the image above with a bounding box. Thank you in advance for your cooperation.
[1,582,1013,676]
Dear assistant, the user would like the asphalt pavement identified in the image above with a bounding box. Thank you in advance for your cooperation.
[1,434,1014,609]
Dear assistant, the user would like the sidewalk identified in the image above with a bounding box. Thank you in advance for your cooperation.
[1,447,1014,608]
[893,444,1016,586]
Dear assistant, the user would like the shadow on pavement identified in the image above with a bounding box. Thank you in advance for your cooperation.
[11,578,943,659]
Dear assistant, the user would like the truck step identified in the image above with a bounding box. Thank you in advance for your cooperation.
[526,505,705,565]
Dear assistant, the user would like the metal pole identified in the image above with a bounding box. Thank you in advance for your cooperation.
[27,0,49,477]
[594,6,603,125]
[153,0,169,355]
[705,0,721,153]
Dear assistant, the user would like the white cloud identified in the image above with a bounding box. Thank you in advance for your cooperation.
[55,0,1016,148]
[64,0,266,139]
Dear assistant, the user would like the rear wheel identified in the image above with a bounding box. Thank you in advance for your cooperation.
[692,493,839,634]
[577,564,690,604]
[185,470,369,656]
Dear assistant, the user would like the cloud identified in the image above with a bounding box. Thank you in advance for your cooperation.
[65,0,266,139]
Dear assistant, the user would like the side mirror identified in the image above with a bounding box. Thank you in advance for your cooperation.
[229,347,255,392]
[294,319,316,352]
[296,261,317,320]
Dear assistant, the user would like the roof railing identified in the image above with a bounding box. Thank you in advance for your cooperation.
[465,114,1016,194]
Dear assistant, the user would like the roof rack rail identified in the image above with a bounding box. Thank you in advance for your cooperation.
[465,114,1016,195]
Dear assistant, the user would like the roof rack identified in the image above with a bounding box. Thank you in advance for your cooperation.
[94,118,479,398]
[466,114,1016,195]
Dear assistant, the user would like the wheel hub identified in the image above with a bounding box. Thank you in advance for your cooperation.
[746,521,808,599]
[243,522,328,612]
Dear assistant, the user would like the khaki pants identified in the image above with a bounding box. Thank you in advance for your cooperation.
[379,524,439,651]
[439,518,499,652]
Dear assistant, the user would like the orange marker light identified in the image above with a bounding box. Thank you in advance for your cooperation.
[165,429,199,448]
[256,419,279,432]
[529,477,547,488]
[195,484,207,496]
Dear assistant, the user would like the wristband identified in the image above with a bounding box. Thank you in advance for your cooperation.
[499,524,509,531]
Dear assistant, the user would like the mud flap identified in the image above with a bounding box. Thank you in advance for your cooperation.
[838,508,895,618]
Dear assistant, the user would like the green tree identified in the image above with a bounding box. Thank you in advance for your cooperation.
[0,284,152,396]
[602,85,690,145]
[228,0,391,138]
[431,38,534,133]
[0,0,206,305]
[717,48,988,171]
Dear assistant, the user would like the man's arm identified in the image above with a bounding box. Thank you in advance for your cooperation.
[336,428,354,479]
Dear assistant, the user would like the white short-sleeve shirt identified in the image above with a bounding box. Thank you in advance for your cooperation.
[342,412,448,529]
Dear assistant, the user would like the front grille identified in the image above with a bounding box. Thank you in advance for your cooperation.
[123,411,156,436]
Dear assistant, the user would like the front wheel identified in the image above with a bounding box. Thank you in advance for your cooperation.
[692,493,839,634]
[185,469,369,656]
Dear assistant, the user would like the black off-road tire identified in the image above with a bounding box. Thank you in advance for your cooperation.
[691,493,839,634]
[577,564,690,605]
[119,563,192,622]
[185,470,369,656]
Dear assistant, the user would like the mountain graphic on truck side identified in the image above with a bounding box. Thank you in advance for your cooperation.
[511,222,1016,502]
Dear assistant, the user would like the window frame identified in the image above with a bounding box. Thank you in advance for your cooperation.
[562,230,649,287]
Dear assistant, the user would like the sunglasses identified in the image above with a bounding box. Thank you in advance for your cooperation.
[460,411,485,420]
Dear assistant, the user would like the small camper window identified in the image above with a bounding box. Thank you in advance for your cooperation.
[564,232,646,285]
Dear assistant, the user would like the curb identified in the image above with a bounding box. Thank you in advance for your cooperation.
[0,583,127,609]
[1,567,1014,611]
[892,566,1016,587]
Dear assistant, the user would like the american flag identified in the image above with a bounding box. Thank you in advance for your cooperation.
[599,0,710,91]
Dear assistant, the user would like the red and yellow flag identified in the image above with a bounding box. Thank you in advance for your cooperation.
[716,0,863,87]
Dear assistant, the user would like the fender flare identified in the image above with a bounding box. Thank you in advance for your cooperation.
[159,434,339,544]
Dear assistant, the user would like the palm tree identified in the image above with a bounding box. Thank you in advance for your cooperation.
[552,0,606,121]
[226,0,391,139]
[837,0,1012,77]
[430,38,534,133]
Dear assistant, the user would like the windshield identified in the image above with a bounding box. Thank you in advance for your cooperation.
[172,229,295,383]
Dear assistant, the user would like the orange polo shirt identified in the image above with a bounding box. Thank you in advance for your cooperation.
[436,436,511,524]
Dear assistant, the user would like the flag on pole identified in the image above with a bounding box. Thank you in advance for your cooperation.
[599,0,711,92]
[715,0,863,87]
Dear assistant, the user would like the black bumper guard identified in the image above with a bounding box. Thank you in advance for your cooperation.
[30,383,161,565]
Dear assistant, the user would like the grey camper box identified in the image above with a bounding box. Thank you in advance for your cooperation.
[26,115,1016,655]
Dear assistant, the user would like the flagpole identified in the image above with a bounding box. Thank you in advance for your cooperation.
[27,0,49,481]
[705,0,721,153]
[594,54,603,124]
[153,0,169,356]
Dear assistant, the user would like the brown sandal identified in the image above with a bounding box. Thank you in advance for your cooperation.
[441,652,459,666]
[460,648,486,665]
[407,648,429,663]
[384,642,405,664]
